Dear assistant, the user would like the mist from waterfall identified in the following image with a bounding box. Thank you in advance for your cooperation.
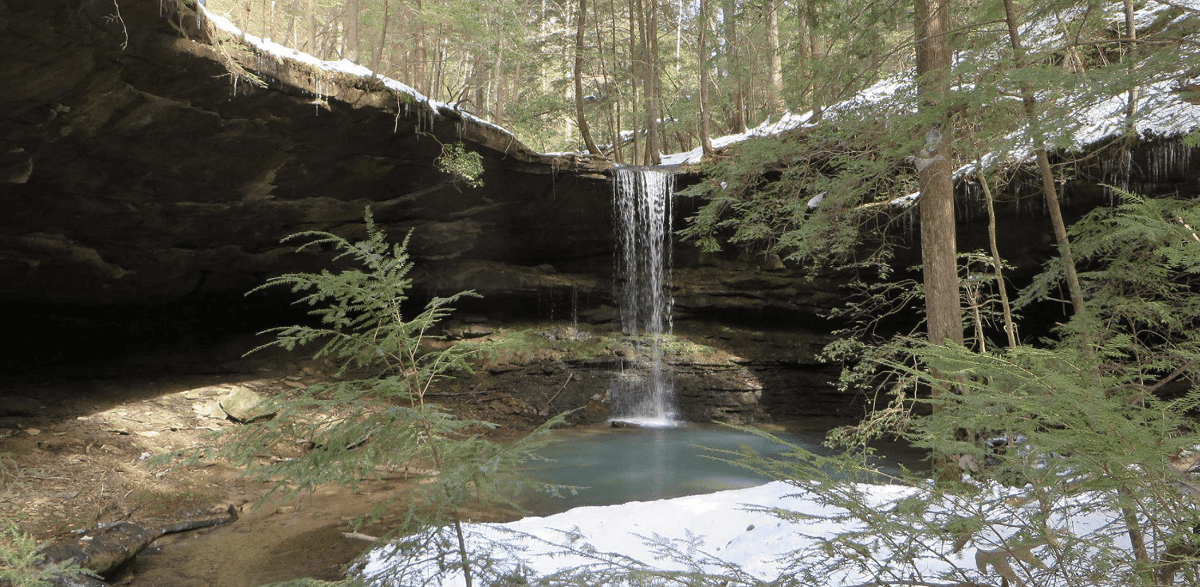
[611,166,678,426]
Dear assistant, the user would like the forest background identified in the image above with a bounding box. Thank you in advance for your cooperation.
[204,0,897,159]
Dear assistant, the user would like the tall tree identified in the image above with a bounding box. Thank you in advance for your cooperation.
[372,0,392,72]
[999,0,1086,320]
[722,0,747,133]
[641,0,662,164]
[794,0,814,111]
[765,0,783,113]
[346,0,361,61]
[575,0,603,154]
[914,0,961,348]
[698,0,714,155]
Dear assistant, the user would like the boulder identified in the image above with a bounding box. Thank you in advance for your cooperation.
[218,386,273,423]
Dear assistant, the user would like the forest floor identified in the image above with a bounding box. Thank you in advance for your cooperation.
[0,332,552,587]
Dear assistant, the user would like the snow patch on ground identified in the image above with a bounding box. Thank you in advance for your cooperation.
[359,479,1134,587]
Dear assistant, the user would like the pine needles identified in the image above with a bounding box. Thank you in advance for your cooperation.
[216,208,566,587]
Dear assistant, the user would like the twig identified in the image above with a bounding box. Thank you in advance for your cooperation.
[424,388,491,398]
[543,371,574,412]
[104,1,129,50]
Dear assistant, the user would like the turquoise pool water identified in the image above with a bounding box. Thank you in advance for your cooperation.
[519,423,830,514]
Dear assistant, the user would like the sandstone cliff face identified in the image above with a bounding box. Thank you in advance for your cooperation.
[4,0,1197,421]
[0,0,614,311]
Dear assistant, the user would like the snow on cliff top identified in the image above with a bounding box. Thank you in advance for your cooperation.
[200,6,518,142]
[201,1,1198,169]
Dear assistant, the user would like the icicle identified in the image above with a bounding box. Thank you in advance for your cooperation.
[570,285,579,340]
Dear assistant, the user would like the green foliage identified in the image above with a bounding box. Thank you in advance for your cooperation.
[0,520,94,587]
[794,192,1200,586]
[676,117,919,275]
[435,142,486,189]
[217,208,566,587]
[1018,189,1200,364]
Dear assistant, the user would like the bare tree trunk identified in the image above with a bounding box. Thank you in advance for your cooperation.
[915,0,961,485]
[1122,0,1139,131]
[576,0,603,154]
[976,166,1018,348]
[722,0,747,133]
[698,0,714,155]
[1000,0,1086,319]
[414,0,429,95]
[914,0,959,347]
[642,0,661,164]
[306,0,317,54]
[284,5,295,48]
[432,28,446,99]
[765,0,782,113]
[795,0,813,110]
[345,0,360,62]
[628,0,641,164]
[371,0,390,72]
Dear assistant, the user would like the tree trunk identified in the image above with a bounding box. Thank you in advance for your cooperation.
[1123,0,1139,132]
[628,0,641,164]
[765,0,782,113]
[698,0,714,155]
[914,0,960,347]
[722,0,747,133]
[1000,0,1086,319]
[306,0,316,54]
[915,0,961,485]
[346,0,360,62]
[795,0,813,110]
[576,0,603,154]
[372,0,391,73]
[976,166,1018,348]
[642,0,661,165]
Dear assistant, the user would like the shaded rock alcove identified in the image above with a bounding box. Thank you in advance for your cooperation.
[3,0,1199,423]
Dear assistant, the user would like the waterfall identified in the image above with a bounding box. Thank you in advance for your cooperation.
[611,166,678,426]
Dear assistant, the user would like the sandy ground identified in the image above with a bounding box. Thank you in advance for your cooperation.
[0,339,538,587]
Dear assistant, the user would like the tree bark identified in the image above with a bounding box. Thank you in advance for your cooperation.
[795,0,813,110]
[306,0,316,54]
[346,0,360,62]
[976,166,1018,348]
[698,0,714,155]
[914,0,961,347]
[372,0,391,73]
[575,0,603,154]
[765,0,783,113]
[1000,0,1086,319]
[642,0,661,164]
[722,0,747,133]
[628,0,641,163]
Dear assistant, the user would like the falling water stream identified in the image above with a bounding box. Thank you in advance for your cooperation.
[611,166,678,426]
[513,166,925,515]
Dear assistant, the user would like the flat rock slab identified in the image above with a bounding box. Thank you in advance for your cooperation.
[192,400,229,420]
